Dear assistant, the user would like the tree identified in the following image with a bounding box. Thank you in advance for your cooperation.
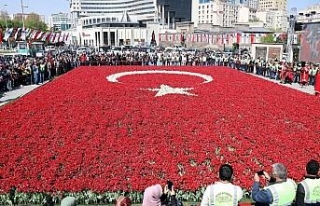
[261,33,275,43]
[0,12,47,31]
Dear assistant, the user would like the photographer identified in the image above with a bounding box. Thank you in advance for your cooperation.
[252,163,296,206]
[200,164,243,206]
[142,182,178,206]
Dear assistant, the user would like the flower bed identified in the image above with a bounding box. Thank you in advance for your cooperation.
[0,66,319,204]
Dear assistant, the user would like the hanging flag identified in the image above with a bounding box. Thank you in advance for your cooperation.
[13,28,21,40]
[250,33,255,43]
[20,29,27,41]
[35,31,43,40]
[55,33,61,43]
[50,33,57,43]
[3,28,13,41]
[46,32,53,42]
[30,30,38,40]
[0,28,3,44]
[64,33,69,42]
[26,29,33,40]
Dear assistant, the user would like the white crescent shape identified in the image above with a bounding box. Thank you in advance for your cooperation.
[106,70,213,84]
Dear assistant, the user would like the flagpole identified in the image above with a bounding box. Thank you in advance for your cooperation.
[3,4,8,28]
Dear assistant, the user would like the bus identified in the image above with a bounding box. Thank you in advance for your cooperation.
[16,41,29,56]
[15,41,45,57]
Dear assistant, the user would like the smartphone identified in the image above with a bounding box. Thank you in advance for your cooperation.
[257,170,264,176]
[167,180,173,191]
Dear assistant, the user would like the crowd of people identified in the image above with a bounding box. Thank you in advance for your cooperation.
[58,159,320,206]
[0,51,78,92]
[1,49,320,96]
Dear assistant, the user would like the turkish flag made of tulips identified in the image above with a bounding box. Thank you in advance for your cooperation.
[0,66,320,193]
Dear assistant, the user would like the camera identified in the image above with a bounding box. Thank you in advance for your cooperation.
[257,170,264,176]
[167,180,173,191]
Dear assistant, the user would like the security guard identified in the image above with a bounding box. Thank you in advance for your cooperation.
[296,159,320,206]
[252,163,297,206]
[200,164,243,206]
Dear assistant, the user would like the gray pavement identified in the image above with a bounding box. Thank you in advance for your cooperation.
[250,74,315,95]
[0,84,42,107]
[0,70,316,108]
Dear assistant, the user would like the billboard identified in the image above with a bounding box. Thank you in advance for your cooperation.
[300,23,320,63]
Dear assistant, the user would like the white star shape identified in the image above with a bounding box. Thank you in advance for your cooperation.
[145,84,197,97]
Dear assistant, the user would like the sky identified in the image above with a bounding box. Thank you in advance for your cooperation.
[1,0,320,22]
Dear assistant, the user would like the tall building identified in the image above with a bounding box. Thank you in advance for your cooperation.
[192,0,258,27]
[256,10,288,31]
[49,13,71,31]
[69,0,192,28]
[192,0,241,27]
[258,0,287,11]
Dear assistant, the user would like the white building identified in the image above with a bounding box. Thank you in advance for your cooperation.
[248,0,259,10]
[10,13,45,22]
[258,0,287,11]
[192,0,240,27]
[67,11,161,47]
[297,4,320,23]
[49,13,71,31]
[256,10,288,31]
[192,0,258,28]
[238,6,257,22]
[69,0,192,29]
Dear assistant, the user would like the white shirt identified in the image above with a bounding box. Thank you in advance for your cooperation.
[201,182,243,206]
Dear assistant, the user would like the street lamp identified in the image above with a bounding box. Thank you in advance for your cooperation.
[20,0,28,29]
[3,4,8,28]
[286,7,297,63]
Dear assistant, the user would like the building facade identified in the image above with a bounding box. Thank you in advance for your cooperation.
[258,0,287,11]
[256,10,288,31]
[297,4,320,23]
[192,0,258,28]
[192,0,240,27]
[68,11,160,47]
[49,13,71,31]
[10,13,45,22]
[69,0,192,29]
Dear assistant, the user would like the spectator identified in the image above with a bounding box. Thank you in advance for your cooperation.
[295,159,320,206]
[252,163,297,206]
[116,196,131,206]
[200,164,243,206]
[61,196,76,206]
[142,183,178,206]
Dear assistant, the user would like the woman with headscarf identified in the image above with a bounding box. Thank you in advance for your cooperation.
[142,184,178,206]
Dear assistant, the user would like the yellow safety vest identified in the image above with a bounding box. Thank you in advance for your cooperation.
[300,178,320,204]
[209,184,239,206]
[265,179,297,206]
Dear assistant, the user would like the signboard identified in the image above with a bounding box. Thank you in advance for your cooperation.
[255,47,267,60]
[268,47,281,61]
[300,23,320,63]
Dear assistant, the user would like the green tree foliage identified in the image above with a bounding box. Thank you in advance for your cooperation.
[261,33,275,43]
[0,12,47,31]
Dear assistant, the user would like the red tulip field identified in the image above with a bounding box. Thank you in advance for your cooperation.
[0,66,319,203]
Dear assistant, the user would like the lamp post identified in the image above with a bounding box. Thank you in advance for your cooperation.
[286,7,297,63]
[3,4,8,28]
[20,0,28,29]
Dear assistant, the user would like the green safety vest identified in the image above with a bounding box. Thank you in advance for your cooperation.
[265,178,297,206]
[300,178,320,203]
[209,184,239,206]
